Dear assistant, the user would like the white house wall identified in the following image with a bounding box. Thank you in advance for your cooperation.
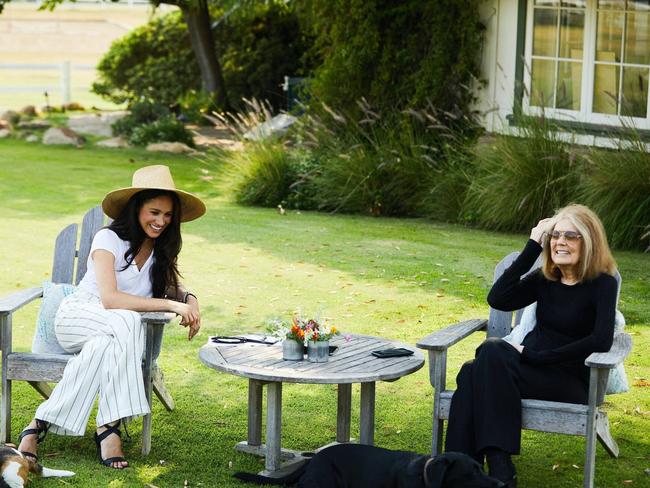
[475,0,520,134]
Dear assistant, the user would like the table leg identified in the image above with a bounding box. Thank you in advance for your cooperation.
[336,383,352,443]
[141,321,155,455]
[360,382,375,445]
[248,379,263,446]
[266,382,283,471]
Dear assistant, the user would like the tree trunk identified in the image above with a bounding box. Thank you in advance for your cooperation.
[179,0,230,110]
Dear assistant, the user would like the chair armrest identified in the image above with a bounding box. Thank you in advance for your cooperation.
[0,287,43,315]
[585,332,632,369]
[416,319,487,351]
[140,312,175,324]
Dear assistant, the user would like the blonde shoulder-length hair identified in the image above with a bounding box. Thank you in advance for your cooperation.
[541,204,617,282]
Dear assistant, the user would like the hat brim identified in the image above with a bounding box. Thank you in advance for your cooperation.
[102,186,206,223]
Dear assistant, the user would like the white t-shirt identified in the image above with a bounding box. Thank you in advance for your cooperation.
[77,228,154,298]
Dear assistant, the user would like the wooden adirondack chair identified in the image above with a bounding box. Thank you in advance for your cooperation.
[416,251,633,488]
[0,206,175,455]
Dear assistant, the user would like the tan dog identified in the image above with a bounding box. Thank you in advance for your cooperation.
[0,445,74,487]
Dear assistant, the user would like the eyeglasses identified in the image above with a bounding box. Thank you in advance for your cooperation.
[548,230,582,241]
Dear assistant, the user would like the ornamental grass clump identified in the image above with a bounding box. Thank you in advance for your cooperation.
[579,129,650,251]
[291,98,477,218]
[464,115,581,232]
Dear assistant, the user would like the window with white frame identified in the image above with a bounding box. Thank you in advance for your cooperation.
[525,0,650,127]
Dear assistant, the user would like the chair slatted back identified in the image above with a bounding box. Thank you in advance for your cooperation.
[75,206,106,285]
[487,251,622,339]
[51,224,78,285]
[51,206,106,286]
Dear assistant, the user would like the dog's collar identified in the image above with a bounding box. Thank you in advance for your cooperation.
[423,456,434,485]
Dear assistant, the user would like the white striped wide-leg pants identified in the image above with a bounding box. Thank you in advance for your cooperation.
[35,291,150,436]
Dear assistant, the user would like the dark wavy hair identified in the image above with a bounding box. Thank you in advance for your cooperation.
[108,189,182,298]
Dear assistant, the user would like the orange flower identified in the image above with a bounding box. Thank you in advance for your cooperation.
[331,327,337,334]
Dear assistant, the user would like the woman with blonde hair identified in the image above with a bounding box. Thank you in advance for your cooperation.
[17,165,205,469]
[445,204,618,487]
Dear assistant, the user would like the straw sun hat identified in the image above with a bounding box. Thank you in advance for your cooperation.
[102,165,206,222]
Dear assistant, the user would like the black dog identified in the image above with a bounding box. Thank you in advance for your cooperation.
[235,444,503,487]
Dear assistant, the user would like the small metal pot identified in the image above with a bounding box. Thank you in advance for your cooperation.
[282,339,304,361]
[307,340,329,363]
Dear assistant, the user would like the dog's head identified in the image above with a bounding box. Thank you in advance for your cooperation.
[419,452,504,488]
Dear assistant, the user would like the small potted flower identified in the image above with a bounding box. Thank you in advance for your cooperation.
[302,318,339,363]
[268,317,305,361]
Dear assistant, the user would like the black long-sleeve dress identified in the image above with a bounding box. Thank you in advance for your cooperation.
[445,239,617,456]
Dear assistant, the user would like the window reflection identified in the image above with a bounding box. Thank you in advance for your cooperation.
[593,64,620,114]
[621,67,649,116]
[596,10,623,62]
[625,12,650,64]
[534,8,559,56]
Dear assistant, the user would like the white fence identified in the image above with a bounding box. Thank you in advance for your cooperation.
[0,61,94,105]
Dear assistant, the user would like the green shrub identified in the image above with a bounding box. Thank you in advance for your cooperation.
[93,13,199,106]
[230,142,297,207]
[112,101,170,138]
[579,133,650,250]
[129,117,195,148]
[464,116,581,232]
[93,3,312,111]
[303,0,484,116]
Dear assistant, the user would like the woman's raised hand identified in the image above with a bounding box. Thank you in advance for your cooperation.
[530,218,554,245]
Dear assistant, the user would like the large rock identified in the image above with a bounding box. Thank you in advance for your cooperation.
[17,120,51,130]
[68,111,128,137]
[243,113,297,141]
[20,105,38,117]
[0,110,19,124]
[96,136,130,148]
[42,127,84,146]
[0,120,11,130]
[25,134,39,143]
[0,129,11,139]
[146,142,195,154]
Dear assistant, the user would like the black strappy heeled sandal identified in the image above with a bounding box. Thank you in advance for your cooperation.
[94,420,128,469]
[17,419,50,462]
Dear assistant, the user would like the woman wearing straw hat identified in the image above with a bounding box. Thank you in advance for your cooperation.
[17,165,206,469]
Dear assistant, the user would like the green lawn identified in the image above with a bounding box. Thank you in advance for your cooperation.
[0,138,649,487]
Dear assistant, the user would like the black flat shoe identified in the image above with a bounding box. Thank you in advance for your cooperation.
[94,420,128,469]
[17,419,50,462]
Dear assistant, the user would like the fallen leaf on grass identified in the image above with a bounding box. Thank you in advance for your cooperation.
[572,464,580,469]
[552,464,560,471]
[364,299,376,304]
[622,481,634,485]
[633,380,650,387]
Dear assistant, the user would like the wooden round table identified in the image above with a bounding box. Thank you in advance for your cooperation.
[199,333,424,477]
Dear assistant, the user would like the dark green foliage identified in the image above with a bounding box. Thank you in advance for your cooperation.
[304,0,484,116]
[93,3,311,112]
[464,116,581,232]
[217,2,315,111]
[129,117,195,148]
[579,134,650,250]
[111,100,193,147]
[93,13,199,106]
[112,101,170,138]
